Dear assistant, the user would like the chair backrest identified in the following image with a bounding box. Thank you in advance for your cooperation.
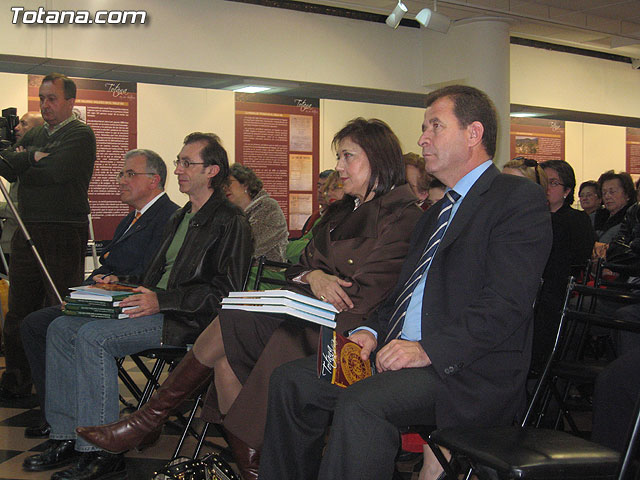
[524,274,640,428]
[242,255,291,291]
[523,276,578,426]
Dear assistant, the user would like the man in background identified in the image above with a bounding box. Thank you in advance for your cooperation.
[20,148,179,438]
[0,73,96,399]
[0,112,44,269]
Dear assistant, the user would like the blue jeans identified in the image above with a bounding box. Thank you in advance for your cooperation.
[45,314,165,451]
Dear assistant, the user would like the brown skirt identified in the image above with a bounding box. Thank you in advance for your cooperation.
[218,308,286,385]
[201,308,364,449]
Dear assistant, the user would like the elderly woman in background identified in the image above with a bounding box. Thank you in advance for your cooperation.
[403,152,431,209]
[593,170,636,254]
[77,118,423,480]
[579,180,605,227]
[224,163,288,263]
[533,159,595,369]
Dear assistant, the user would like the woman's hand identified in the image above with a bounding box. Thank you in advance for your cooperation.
[305,270,354,312]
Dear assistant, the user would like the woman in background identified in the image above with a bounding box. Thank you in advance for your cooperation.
[594,170,635,252]
[535,159,595,369]
[578,180,604,227]
[502,156,548,191]
[224,163,288,263]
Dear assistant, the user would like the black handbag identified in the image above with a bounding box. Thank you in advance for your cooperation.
[606,240,640,275]
[151,454,240,480]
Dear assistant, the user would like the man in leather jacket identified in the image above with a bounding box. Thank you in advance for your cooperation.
[22,132,253,480]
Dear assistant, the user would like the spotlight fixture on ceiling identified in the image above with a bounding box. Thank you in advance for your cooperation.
[385,1,407,29]
[416,0,451,33]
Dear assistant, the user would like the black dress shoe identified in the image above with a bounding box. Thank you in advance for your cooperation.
[22,439,80,471]
[25,421,51,438]
[51,451,127,480]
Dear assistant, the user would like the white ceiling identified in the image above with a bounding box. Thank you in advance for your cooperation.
[301,0,640,58]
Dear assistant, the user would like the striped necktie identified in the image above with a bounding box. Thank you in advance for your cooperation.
[130,211,142,227]
[384,190,461,343]
[103,212,141,259]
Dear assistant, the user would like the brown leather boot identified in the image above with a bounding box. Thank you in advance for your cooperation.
[76,350,212,454]
[225,430,260,480]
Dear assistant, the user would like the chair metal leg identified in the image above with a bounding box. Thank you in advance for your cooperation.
[136,358,167,409]
[427,441,459,480]
[117,357,143,404]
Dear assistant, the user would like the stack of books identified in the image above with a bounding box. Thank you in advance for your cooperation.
[221,290,338,328]
[62,284,138,319]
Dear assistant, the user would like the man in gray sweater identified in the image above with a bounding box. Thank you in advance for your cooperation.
[0,73,96,399]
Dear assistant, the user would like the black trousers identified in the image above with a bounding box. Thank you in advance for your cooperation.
[592,346,640,451]
[259,355,440,480]
[1,223,87,395]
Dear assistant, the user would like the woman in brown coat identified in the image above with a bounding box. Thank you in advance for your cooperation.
[77,118,423,479]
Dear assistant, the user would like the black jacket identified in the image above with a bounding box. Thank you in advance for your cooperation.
[131,189,253,346]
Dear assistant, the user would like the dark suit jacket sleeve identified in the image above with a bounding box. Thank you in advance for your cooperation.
[421,179,552,376]
[88,195,180,280]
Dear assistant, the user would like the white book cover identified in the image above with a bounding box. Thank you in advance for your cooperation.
[69,292,124,305]
[221,304,337,329]
[227,290,339,313]
[222,297,336,320]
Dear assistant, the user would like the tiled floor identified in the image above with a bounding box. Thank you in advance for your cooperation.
[0,354,422,480]
[0,355,232,480]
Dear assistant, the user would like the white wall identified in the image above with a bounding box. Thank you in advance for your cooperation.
[565,122,627,195]
[0,0,426,94]
[320,99,426,171]
[511,44,640,118]
[137,84,235,205]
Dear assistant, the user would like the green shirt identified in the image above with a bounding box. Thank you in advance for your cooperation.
[156,211,194,290]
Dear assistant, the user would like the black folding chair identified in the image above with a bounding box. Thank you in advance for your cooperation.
[242,255,290,291]
[427,277,640,479]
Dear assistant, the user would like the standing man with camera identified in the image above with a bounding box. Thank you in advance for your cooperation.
[0,73,96,399]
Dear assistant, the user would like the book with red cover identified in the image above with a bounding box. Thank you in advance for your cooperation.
[317,326,375,388]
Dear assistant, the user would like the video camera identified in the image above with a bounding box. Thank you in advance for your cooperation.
[0,107,19,149]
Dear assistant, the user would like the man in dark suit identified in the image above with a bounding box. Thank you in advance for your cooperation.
[20,148,179,438]
[259,85,553,480]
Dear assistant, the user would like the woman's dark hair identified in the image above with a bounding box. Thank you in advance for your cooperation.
[597,170,635,204]
[541,160,577,206]
[228,163,263,199]
[579,180,600,198]
[331,118,405,202]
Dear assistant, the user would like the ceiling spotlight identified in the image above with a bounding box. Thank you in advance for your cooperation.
[386,1,407,29]
[416,7,451,33]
